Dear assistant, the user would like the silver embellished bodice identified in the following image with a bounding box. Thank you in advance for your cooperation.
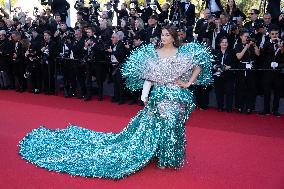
[142,54,194,86]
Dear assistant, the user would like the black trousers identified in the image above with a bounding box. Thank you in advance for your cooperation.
[236,71,256,110]
[12,62,26,90]
[214,76,235,111]
[113,65,126,102]
[29,62,42,90]
[94,62,107,98]
[195,85,211,109]
[42,62,55,93]
[62,59,77,94]
[0,62,10,88]
[75,63,86,97]
[85,61,107,98]
[262,71,282,112]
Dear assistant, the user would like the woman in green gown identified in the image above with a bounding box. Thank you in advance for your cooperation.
[19,26,212,179]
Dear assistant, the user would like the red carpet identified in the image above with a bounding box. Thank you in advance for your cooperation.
[0,90,284,189]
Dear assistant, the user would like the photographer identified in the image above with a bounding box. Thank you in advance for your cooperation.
[205,0,224,18]
[259,26,284,116]
[104,2,114,21]
[54,22,73,42]
[113,2,129,26]
[49,13,62,34]
[169,0,182,26]
[83,27,107,101]
[41,30,59,95]
[244,9,262,36]
[234,29,260,114]
[180,0,195,27]
[74,0,89,21]
[204,17,227,50]
[146,15,161,44]
[154,0,170,24]
[117,18,131,41]
[135,1,153,24]
[11,31,26,93]
[50,0,70,22]
[0,30,13,89]
[225,0,246,22]
[279,13,284,38]
[106,31,128,104]
[35,16,51,35]
[128,18,147,42]
[195,8,211,42]
[59,29,76,98]
[220,12,235,34]
[212,36,236,112]
[72,29,86,99]
[25,28,44,94]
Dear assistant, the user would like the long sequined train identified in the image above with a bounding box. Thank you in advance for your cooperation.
[19,42,213,179]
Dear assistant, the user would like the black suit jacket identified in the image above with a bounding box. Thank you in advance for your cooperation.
[213,49,236,78]
[51,0,70,15]
[112,41,128,64]
[205,0,224,13]
[136,5,153,24]
[0,38,13,67]
[180,2,195,26]
[146,25,162,42]
[72,38,85,61]
[12,41,25,64]
[261,40,283,69]
[267,0,281,20]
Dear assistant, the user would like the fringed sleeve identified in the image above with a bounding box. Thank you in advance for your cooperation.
[179,42,213,86]
[121,44,157,91]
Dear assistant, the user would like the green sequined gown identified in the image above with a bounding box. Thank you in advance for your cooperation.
[19,42,212,179]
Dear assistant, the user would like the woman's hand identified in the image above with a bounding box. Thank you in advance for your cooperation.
[143,97,148,106]
[176,79,191,88]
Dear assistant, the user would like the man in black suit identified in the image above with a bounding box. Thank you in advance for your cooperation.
[72,29,86,99]
[107,31,128,104]
[0,30,13,89]
[25,28,44,94]
[195,8,211,42]
[266,0,281,23]
[180,0,195,27]
[50,0,70,22]
[83,27,108,101]
[244,9,262,36]
[259,26,284,116]
[136,2,153,24]
[146,15,161,44]
[113,2,129,26]
[11,31,26,92]
[41,30,59,95]
[205,0,224,18]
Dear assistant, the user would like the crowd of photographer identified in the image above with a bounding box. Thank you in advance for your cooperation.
[0,0,283,116]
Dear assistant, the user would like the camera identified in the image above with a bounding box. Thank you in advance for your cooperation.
[89,0,100,9]
[246,37,256,44]
[130,0,138,4]
[75,0,84,10]
[64,31,75,40]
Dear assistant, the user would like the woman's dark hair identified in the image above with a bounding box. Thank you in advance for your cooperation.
[161,25,180,47]
[226,0,237,14]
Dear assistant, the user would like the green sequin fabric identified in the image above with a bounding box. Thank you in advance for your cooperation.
[19,42,212,179]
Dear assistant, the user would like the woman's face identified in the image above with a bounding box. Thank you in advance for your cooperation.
[161,29,174,46]
[220,38,228,49]
[134,20,139,28]
[120,20,126,28]
[228,0,234,7]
